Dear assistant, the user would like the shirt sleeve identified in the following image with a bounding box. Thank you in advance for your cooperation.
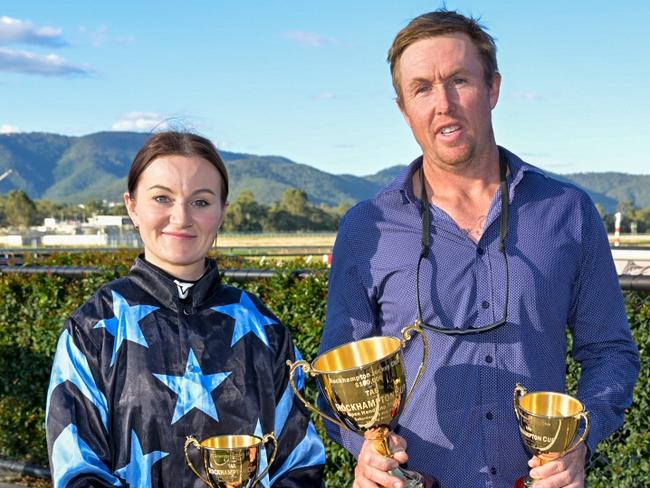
[568,201,640,455]
[46,317,122,487]
[318,216,377,457]
[266,328,326,487]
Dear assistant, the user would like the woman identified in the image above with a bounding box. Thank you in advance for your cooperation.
[45,131,326,487]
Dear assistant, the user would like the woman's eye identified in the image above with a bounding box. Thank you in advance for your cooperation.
[192,199,210,208]
[154,195,171,204]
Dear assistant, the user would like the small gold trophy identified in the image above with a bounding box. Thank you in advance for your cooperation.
[184,433,278,488]
[287,324,429,488]
[513,384,590,488]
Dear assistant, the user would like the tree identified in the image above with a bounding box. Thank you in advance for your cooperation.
[280,188,309,216]
[107,203,127,215]
[81,199,109,216]
[4,190,38,228]
[222,191,266,232]
[35,199,66,222]
[265,188,340,231]
[0,195,6,227]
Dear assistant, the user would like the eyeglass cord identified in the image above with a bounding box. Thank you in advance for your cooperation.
[415,149,510,335]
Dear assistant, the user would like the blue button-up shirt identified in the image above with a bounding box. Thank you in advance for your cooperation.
[320,147,639,487]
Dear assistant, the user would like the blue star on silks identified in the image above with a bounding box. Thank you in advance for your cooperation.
[254,419,271,488]
[94,290,159,366]
[115,430,168,487]
[211,291,277,347]
[153,348,231,424]
[46,329,110,430]
[50,423,121,487]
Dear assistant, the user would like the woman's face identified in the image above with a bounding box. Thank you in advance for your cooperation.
[124,154,227,280]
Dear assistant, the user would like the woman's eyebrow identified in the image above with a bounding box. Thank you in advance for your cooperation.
[146,184,217,196]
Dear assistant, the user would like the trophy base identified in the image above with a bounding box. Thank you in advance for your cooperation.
[514,475,533,487]
[390,467,425,488]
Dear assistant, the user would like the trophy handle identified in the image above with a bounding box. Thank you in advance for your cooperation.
[513,384,528,422]
[252,432,278,487]
[286,359,348,430]
[184,435,213,487]
[400,322,429,412]
[565,411,591,455]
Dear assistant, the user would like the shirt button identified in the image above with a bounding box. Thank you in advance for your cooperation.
[485,355,493,363]
[477,247,485,255]
[481,301,490,309]
[490,466,497,475]
[486,411,494,420]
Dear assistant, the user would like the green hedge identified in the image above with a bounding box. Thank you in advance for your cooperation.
[0,252,648,486]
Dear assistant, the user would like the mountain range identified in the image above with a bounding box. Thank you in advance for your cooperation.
[0,131,648,213]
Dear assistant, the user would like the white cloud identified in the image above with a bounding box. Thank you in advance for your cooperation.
[0,124,19,134]
[313,92,336,100]
[79,25,135,47]
[283,30,344,47]
[87,24,109,47]
[0,16,66,47]
[215,141,233,150]
[0,47,91,76]
[115,35,135,45]
[512,91,545,102]
[112,112,170,132]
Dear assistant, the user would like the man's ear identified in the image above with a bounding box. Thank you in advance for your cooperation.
[397,98,413,129]
[489,72,502,110]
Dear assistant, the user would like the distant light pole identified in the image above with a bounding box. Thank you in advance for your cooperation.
[614,211,622,247]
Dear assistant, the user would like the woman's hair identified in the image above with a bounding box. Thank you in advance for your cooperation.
[127,131,229,204]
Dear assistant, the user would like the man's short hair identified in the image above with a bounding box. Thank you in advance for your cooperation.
[388,9,499,104]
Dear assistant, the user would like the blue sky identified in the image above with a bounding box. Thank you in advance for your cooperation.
[1,1,648,176]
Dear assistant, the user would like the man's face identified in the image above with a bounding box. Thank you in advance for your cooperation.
[397,33,501,171]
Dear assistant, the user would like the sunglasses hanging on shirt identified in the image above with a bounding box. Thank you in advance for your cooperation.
[415,149,510,335]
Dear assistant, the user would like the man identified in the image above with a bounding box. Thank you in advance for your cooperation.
[320,9,639,488]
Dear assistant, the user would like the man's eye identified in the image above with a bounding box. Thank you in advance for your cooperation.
[415,84,431,94]
[452,78,467,86]
[154,195,171,204]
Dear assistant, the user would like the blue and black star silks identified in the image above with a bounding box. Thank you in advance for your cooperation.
[46,256,325,487]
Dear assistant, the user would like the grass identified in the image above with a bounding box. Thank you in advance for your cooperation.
[218,232,337,248]
[609,234,650,247]
[218,231,650,249]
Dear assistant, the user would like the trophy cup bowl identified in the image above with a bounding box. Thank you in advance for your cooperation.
[184,433,278,488]
[513,384,590,488]
[288,323,429,488]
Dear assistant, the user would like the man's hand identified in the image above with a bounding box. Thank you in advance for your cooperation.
[527,443,587,487]
[353,432,409,488]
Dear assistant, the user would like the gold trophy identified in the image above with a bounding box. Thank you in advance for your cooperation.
[287,324,429,488]
[513,384,590,488]
[184,433,278,488]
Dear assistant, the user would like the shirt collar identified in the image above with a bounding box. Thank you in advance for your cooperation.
[129,255,222,311]
[379,146,546,205]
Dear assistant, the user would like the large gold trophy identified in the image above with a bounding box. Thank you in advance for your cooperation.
[184,433,278,488]
[513,384,590,488]
[287,324,429,487]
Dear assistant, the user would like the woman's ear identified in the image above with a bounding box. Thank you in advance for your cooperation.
[124,192,139,228]
[217,201,229,230]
